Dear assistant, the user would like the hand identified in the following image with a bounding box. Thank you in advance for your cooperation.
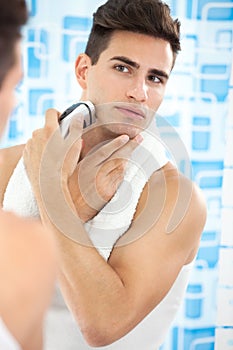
[23,108,83,205]
[68,134,143,222]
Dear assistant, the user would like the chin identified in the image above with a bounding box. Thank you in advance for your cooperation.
[105,123,143,139]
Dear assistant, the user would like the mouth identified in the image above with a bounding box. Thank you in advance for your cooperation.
[115,105,145,120]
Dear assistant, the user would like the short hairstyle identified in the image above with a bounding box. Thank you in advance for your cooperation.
[85,0,181,67]
[0,0,28,88]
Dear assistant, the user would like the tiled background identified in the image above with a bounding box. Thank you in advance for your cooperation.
[1,0,233,349]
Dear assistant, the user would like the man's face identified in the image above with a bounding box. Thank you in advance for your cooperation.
[78,30,174,138]
[0,41,22,137]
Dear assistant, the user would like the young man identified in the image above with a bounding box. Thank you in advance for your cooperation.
[1,0,207,349]
[0,1,56,349]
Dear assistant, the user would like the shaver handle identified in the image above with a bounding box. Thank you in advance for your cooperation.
[59,101,95,138]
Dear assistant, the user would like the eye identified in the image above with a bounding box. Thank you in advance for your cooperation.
[148,74,162,84]
[114,64,129,73]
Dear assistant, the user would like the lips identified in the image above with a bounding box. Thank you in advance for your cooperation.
[115,105,145,120]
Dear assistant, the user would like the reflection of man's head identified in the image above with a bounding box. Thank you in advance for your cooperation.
[75,0,181,128]
[85,0,181,68]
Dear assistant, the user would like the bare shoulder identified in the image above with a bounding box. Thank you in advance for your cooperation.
[108,162,206,320]
[105,162,207,323]
[0,144,25,205]
[158,162,207,235]
[0,209,55,301]
[137,161,206,228]
[0,209,55,341]
[0,209,54,261]
[115,162,207,263]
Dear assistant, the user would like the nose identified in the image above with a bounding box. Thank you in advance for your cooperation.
[126,79,148,103]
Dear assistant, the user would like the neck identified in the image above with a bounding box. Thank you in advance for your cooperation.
[80,121,117,159]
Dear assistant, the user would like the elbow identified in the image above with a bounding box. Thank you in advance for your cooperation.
[81,321,123,347]
[84,334,112,347]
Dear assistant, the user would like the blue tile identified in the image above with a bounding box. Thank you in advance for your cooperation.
[192,160,223,188]
[197,245,219,268]
[27,29,49,78]
[26,0,37,17]
[63,16,92,32]
[8,120,18,139]
[185,284,203,318]
[200,64,230,102]
[192,132,210,151]
[29,89,54,115]
[165,113,180,127]
[187,0,233,20]
[183,328,215,350]
[193,117,210,126]
[216,29,233,48]
[62,16,92,62]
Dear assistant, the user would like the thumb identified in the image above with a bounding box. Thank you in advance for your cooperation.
[44,108,60,129]
[63,136,83,177]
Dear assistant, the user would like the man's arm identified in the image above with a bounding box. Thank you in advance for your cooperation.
[0,210,56,350]
[23,109,207,347]
[37,164,206,347]
[0,144,24,205]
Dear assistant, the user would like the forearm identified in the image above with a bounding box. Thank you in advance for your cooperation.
[22,114,147,346]
[22,323,43,350]
[36,186,135,346]
[57,237,130,345]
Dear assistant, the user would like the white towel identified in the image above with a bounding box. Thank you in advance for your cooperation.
[3,120,168,260]
[0,318,21,350]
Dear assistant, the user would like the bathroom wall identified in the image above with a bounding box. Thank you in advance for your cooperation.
[1,1,233,349]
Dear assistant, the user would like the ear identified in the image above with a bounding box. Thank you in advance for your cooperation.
[75,53,91,90]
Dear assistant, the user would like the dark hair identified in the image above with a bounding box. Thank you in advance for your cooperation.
[0,0,28,87]
[85,0,181,67]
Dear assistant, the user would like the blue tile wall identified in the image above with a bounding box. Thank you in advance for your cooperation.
[1,0,232,349]
[187,0,233,20]
[62,16,92,62]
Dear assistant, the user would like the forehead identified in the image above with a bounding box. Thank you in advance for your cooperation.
[99,30,174,73]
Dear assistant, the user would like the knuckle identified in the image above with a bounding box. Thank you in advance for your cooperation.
[117,173,124,182]
[118,162,126,172]
[98,147,108,160]
[31,129,40,138]
[46,108,55,114]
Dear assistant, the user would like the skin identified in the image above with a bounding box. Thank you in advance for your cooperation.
[0,40,56,350]
[0,31,207,347]
[0,42,22,136]
[76,31,172,142]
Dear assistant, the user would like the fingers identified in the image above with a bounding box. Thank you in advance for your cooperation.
[98,157,127,176]
[99,133,143,182]
[44,108,60,129]
[87,135,129,165]
[110,134,143,162]
[84,133,143,176]
[108,163,126,187]
[83,133,143,193]
[87,133,143,166]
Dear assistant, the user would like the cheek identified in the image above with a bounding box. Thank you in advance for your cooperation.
[149,88,166,110]
[86,77,113,104]
[86,69,124,104]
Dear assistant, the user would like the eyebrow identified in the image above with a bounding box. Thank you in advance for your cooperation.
[109,56,169,80]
